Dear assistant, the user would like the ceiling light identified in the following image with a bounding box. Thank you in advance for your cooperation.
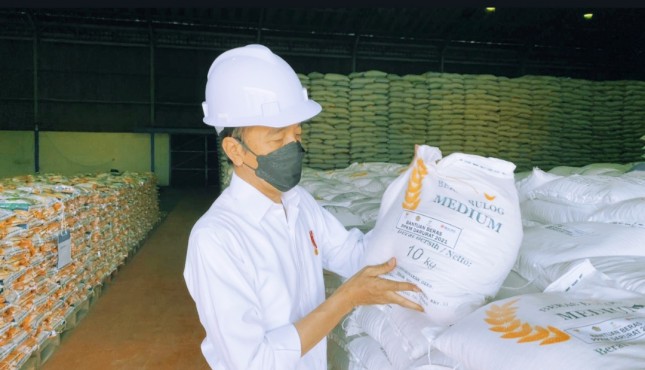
[486,7,496,12]
[583,13,593,20]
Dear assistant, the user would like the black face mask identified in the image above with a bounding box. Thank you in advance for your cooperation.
[238,140,306,192]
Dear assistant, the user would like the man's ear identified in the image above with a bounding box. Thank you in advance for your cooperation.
[222,137,245,167]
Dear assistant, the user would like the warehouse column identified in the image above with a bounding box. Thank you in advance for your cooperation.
[256,8,264,43]
[29,12,40,173]
[149,21,156,173]
[352,35,360,72]
[519,43,532,76]
[439,42,447,73]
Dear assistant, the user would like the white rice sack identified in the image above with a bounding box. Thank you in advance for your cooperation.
[363,145,523,325]
[627,162,645,172]
[431,267,645,370]
[587,197,645,227]
[350,201,381,226]
[514,222,645,284]
[513,170,532,183]
[578,163,632,176]
[323,205,365,228]
[347,336,394,370]
[586,256,645,295]
[406,352,461,370]
[328,338,350,370]
[623,169,645,179]
[298,178,334,198]
[353,177,387,196]
[345,305,430,369]
[515,167,562,203]
[495,270,542,300]
[540,257,645,295]
[520,199,601,225]
[387,305,436,359]
[329,191,372,205]
[547,165,582,176]
[526,174,645,206]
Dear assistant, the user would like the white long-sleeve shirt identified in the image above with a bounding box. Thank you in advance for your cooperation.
[184,172,368,370]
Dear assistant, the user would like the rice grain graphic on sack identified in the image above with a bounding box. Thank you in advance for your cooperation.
[402,158,428,211]
[485,299,570,345]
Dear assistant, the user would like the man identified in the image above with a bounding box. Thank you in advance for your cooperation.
[184,44,422,370]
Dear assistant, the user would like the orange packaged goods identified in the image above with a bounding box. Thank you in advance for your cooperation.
[0,171,160,364]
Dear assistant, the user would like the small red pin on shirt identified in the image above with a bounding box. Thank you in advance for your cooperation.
[309,230,319,256]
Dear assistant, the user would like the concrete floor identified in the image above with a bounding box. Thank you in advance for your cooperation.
[43,187,218,370]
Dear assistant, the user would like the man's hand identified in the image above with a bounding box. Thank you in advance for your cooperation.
[295,257,423,356]
[333,257,424,313]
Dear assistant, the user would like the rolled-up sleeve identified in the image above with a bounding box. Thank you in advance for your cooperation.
[184,227,301,370]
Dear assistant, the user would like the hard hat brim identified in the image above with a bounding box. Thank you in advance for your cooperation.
[206,99,322,133]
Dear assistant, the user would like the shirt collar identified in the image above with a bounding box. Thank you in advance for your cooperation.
[228,172,300,224]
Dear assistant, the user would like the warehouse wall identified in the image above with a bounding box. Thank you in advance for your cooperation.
[1,38,202,186]
[0,39,215,132]
[39,43,150,132]
[0,131,34,177]
[0,131,170,186]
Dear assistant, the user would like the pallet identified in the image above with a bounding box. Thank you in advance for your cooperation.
[17,333,61,370]
[60,298,90,340]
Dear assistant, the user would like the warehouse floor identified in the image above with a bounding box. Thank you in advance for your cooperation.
[43,187,218,370]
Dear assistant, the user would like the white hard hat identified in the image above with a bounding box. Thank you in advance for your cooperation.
[202,44,322,134]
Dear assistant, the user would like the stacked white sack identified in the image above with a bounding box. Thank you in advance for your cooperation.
[526,172,645,206]
[299,163,406,230]
[546,162,633,177]
[518,169,645,225]
[346,335,394,370]
[531,256,645,296]
[514,222,645,291]
[324,270,352,370]
[514,164,645,296]
[344,304,435,369]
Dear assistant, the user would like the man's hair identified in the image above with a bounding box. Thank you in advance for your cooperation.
[219,127,246,164]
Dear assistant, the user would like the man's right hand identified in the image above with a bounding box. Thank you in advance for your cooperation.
[333,257,424,313]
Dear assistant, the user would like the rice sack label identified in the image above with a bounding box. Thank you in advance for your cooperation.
[364,145,523,325]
